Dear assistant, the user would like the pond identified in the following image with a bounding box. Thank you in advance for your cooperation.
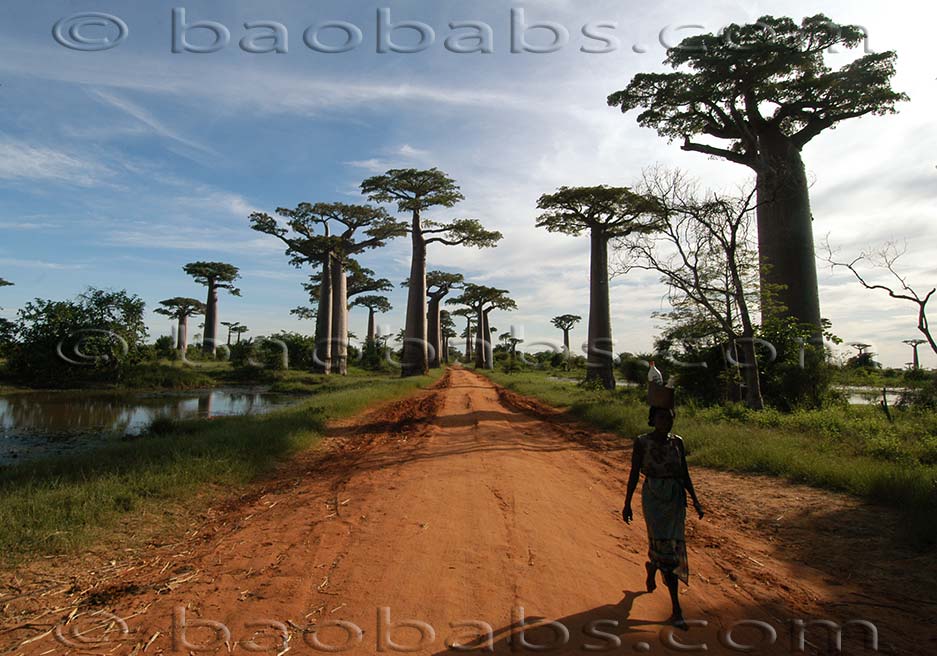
[0,388,300,465]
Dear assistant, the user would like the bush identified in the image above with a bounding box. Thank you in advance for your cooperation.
[4,288,148,387]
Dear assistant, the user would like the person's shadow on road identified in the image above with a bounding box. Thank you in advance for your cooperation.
[431,591,670,655]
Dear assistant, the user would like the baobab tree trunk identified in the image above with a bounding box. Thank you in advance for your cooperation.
[202,282,218,355]
[402,212,429,377]
[367,308,376,344]
[562,328,571,371]
[177,316,188,352]
[756,129,821,331]
[442,333,449,363]
[330,258,348,375]
[313,256,333,374]
[585,231,616,389]
[483,309,494,370]
[464,318,473,361]
[427,298,442,369]
[474,307,486,369]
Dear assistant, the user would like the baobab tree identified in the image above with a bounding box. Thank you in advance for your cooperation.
[903,339,926,370]
[405,271,463,369]
[536,186,662,389]
[362,168,502,377]
[232,325,249,344]
[154,297,205,352]
[183,262,241,355]
[352,295,393,344]
[449,284,516,370]
[0,278,11,288]
[608,15,907,330]
[551,314,582,368]
[451,307,475,361]
[220,321,242,347]
[251,203,405,374]
[441,311,457,364]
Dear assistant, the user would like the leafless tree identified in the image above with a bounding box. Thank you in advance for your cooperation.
[823,240,936,357]
[615,168,765,409]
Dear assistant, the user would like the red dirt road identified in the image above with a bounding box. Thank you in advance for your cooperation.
[3,368,936,655]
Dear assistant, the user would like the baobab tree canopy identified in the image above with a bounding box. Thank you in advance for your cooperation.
[0,278,12,287]
[154,297,205,319]
[352,295,392,314]
[536,186,663,237]
[608,15,907,330]
[551,314,582,332]
[183,262,241,294]
[607,15,906,161]
[361,168,464,213]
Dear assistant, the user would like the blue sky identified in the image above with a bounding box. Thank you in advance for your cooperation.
[1,1,935,368]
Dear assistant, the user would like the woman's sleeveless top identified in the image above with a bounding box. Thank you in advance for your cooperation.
[638,433,684,479]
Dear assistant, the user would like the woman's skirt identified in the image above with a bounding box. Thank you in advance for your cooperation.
[641,476,689,584]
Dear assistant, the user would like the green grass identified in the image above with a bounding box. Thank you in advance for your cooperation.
[0,368,442,564]
[480,369,937,548]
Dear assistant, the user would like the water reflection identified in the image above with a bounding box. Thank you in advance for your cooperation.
[0,388,297,464]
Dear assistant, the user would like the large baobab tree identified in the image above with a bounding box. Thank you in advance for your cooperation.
[362,168,502,377]
[451,307,475,361]
[183,262,241,355]
[154,297,205,352]
[352,295,392,344]
[608,15,907,331]
[551,314,582,367]
[450,284,516,370]
[536,186,661,389]
[404,271,463,369]
[251,203,405,374]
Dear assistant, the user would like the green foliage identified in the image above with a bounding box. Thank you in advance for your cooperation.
[153,335,177,359]
[360,167,464,214]
[183,262,241,295]
[608,14,907,163]
[4,288,149,387]
[536,186,663,238]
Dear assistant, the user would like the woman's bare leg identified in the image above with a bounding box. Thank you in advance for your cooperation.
[662,571,685,626]
[645,561,657,592]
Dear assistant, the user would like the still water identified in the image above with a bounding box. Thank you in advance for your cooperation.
[0,388,298,465]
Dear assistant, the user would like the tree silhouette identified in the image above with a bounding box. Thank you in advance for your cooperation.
[232,325,249,344]
[220,320,242,347]
[154,297,205,352]
[449,284,516,370]
[183,262,241,355]
[404,270,464,369]
[551,314,582,368]
[352,295,393,344]
[362,168,502,377]
[537,186,662,389]
[441,311,457,364]
[451,307,475,361]
[608,15,907,330]
[902,339,926,370]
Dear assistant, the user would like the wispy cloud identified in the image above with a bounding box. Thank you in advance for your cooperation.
[89,89,217,158]
[0,136,111,186]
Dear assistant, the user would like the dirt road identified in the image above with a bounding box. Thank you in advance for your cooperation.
[4,368,935,655]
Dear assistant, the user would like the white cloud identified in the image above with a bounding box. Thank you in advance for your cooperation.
[0,136,111,186]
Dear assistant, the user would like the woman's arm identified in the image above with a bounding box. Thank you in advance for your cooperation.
[622,437,643,524]
[676,438,704,519]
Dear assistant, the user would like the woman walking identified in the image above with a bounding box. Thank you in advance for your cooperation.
[622,406,704,627]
